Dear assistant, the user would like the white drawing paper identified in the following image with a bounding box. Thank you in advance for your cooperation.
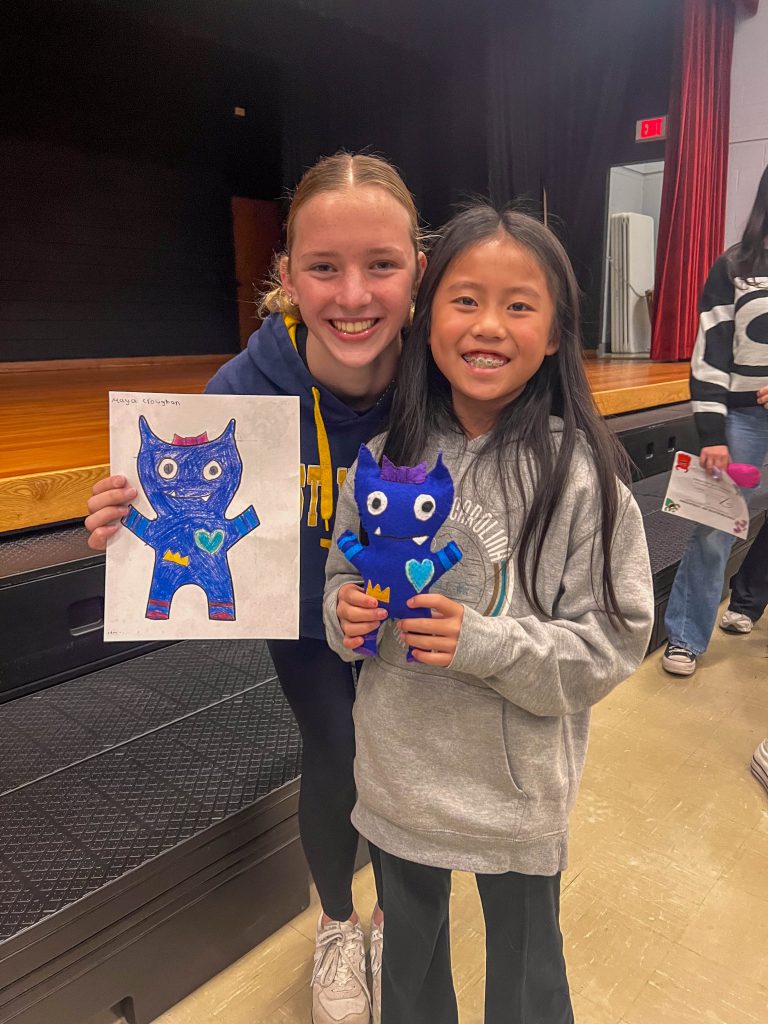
[661,451,750,537]
[105,391,300,640]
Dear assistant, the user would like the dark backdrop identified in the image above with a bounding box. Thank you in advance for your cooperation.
[1,0,677,360]
[487,0,674,345]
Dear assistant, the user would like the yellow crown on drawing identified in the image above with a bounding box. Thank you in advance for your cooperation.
[163,549,190,567]
[366,581,390,603]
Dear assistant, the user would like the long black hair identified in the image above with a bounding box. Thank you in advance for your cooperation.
[383,204,632,625]
[728,163,768,283]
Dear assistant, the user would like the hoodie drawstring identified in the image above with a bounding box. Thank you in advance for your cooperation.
[284,315,334,543]
[312,387,334,536]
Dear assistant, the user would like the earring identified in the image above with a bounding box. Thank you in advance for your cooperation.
[408,301,415,325]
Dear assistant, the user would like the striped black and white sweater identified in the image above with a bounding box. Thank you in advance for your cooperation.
[690,253,768,447]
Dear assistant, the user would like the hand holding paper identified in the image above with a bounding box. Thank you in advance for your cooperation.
[662,451,759,537]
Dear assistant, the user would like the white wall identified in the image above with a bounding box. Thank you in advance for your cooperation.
[725,3,768,246]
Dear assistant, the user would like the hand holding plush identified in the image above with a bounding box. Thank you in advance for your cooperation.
[337,445,463,658]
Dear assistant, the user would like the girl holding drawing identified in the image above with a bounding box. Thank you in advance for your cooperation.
[84,152,426,1024]
[662,164,768,677]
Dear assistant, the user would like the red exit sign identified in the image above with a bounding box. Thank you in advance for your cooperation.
[636,116,667,142]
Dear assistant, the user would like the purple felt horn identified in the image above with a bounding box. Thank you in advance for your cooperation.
[380,455,428,484]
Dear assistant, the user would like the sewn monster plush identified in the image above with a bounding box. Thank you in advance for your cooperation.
[122,416,259,621]
[337,444,463,657]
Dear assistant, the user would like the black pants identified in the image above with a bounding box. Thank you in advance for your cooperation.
[267,638,383,922]
[729,518,768,622]
[379,851,573,1024]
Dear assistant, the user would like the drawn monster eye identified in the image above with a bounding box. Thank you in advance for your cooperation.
[157,457,178,480]
[202,460,223,481]
[413,494,436,521]
[366,491,388,516]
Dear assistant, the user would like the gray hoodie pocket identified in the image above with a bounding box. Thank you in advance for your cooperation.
[353,667,526,842]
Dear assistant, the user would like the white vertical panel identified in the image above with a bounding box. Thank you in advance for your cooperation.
[609,213,654,353]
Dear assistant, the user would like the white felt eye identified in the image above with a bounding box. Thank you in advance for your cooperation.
[414,494,436,521]
[157,457,178,480]
[366,491,388,515]
[202,459,223,481]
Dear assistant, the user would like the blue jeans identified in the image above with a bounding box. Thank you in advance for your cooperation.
[665,406,768,655]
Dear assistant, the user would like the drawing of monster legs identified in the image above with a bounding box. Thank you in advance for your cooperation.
[201,556,236,621]
[206,580,236,620]
[146,561,183,619]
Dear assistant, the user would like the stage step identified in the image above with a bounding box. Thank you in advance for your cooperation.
[0,525,166,703]
[608,401,699,480]
[0,641,307,1024]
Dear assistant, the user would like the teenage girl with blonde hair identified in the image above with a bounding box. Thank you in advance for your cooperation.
[84,152,427,1024]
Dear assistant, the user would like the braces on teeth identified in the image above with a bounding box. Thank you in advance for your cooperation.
[464,355,506,368]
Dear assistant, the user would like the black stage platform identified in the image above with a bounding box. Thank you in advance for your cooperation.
[0,639,307,1024]
[1,403,767,1024]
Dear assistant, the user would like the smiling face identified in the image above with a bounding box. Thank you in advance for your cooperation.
[137,417,242,516]
[280,187,423,372]
[428,232,559,437]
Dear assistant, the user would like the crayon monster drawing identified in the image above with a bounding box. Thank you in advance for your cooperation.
[105,392,299,641]
[124,416,259,622]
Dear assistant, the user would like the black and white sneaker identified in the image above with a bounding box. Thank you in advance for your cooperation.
[662,643,697,676]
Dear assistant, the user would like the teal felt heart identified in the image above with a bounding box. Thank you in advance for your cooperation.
[406,558,434,593]
[194,528,225,555]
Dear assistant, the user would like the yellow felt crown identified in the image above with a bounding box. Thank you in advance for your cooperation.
[365,581,390,603]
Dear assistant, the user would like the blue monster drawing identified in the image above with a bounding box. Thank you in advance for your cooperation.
[122,416,259,621]
[337,444,463,657]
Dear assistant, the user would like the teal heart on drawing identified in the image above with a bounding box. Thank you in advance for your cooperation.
[406,558,434,593]
[194,529,224,555]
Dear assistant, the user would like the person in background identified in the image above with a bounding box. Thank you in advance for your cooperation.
[719,516,768,634]
[325,204,653,1023]
[663,165,768,677]
[84,152,427,1024]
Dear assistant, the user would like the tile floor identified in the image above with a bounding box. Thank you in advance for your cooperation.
[153,608,768,1024]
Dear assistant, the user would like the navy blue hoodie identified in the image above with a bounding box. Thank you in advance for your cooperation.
[206,313,393,639]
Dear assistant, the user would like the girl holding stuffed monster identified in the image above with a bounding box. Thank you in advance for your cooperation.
[325,205,654,1024]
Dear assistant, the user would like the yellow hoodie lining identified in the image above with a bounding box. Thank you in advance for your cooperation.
[284,315,334,543]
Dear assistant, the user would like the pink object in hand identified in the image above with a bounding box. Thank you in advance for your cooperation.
[727,464,762,488]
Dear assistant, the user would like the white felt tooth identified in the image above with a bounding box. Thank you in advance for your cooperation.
[374,527,382,535]
[413,535,428,545]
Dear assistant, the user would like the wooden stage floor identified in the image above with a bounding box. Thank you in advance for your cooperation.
[0,354,690,533]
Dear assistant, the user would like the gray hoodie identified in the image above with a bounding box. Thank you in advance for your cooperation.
[323,424,654,875]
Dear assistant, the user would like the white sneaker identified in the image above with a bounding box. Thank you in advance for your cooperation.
[662,643,697,676]
[369,913,383,1024]
[751,739,768,796]
[720,610,754,634]
[311,915,371,1024]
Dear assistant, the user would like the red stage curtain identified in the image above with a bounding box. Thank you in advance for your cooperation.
[650,0,736,361]
[651,0,760,361]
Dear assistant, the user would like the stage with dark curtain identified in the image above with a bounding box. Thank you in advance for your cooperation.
[2,0,678,361]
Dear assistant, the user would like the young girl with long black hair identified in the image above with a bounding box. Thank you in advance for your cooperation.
[325,204,654,1023]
